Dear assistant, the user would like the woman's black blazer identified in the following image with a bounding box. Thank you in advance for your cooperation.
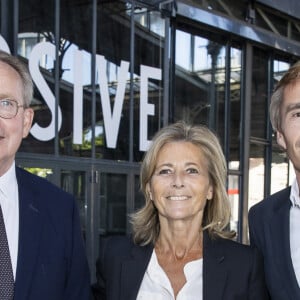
[95,230,269,300]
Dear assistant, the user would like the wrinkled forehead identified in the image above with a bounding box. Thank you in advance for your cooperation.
[0,62,23,101]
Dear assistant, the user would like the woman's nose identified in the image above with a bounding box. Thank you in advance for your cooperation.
[171,173,184,188]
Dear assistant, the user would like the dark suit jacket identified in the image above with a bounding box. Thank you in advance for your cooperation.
[95,230,269,300]
[13,167,91,300]
[249,187,300,300]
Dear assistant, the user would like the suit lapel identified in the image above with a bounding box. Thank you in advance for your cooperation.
[269,192,300,298]
[203,231,227,300]
[120,243,153,300]
[119,232,228,300]
[14,168,43,300]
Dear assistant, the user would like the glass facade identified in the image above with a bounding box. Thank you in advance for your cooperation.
[2,0,300,281]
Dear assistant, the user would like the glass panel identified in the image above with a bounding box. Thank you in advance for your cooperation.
[229,47,242,163]
[93,2,131,160]
[18,0,55,154]
[273,60,290,84]
[174,30,229,132]
[251,48,268,139]
[61,170,87,240]
[134,7,148,27]
[132,4,164,161]
[89,2,164,161]
[99,173,127,235]
[18,0,165,161]
[248,145,265,209]
[59,2,93,157]
[134,174,145,210]
[149,11,165,37]
[228,173,239,234]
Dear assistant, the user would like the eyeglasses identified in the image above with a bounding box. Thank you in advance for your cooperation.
[0,99,25,119]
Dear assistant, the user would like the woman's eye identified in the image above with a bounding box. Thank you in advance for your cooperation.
[187,168,199,174]
[158,168,171,175]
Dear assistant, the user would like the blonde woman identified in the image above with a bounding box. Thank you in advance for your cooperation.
[96,121,268,300]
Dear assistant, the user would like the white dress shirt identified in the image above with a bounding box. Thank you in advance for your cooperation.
[137,250,203,300]
[290,178,300,287]
[0,162,19,280]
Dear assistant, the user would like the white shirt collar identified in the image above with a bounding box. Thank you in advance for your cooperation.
[137,249,203,300]
[0,162,17,202]
[290,178,300,208]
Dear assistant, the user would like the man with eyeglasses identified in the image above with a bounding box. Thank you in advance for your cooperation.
[0,50,91,300]
[0,99,25,119]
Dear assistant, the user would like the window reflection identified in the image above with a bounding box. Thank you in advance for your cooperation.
[61,170,87,236]
[248,150,265,209]
[251,48,268,139]
[17,0,164,161]
[18,1,56,154]
[229,48,242,163]
[228,172,239,234]
[134,175,145,210]
[174,30,221,125]
[99,173,127,235]
[18,33,47,60]
[174,27,242,161]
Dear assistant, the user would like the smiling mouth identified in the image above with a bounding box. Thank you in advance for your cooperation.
[167,196,190,201]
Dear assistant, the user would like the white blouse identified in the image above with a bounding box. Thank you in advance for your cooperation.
[137,250,203,300]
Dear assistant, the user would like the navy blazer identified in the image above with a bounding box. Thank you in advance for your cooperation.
[96,230,269,300]
[14,167,91,300]
[249,187,300,300]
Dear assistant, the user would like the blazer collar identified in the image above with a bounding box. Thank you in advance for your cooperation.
[14,167,43,300]
[120,242,153,300]
[119,231,228,300]
[269,187,300,298]
[203,230,227,299]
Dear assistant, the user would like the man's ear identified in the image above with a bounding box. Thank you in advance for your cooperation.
[276,131,287,150]
[22,108,34,138]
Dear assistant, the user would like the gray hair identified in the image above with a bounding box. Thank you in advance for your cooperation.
[0,50,33,107]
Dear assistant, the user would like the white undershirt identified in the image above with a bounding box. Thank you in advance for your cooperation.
[137,250,203,300]
[0,162,19,280]
[290,178,300,287]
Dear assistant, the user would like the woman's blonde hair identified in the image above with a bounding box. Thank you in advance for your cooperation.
[130,121,235,245]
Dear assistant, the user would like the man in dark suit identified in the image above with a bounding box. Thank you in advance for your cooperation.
[0,50,91,299]
[249,61,300,299]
